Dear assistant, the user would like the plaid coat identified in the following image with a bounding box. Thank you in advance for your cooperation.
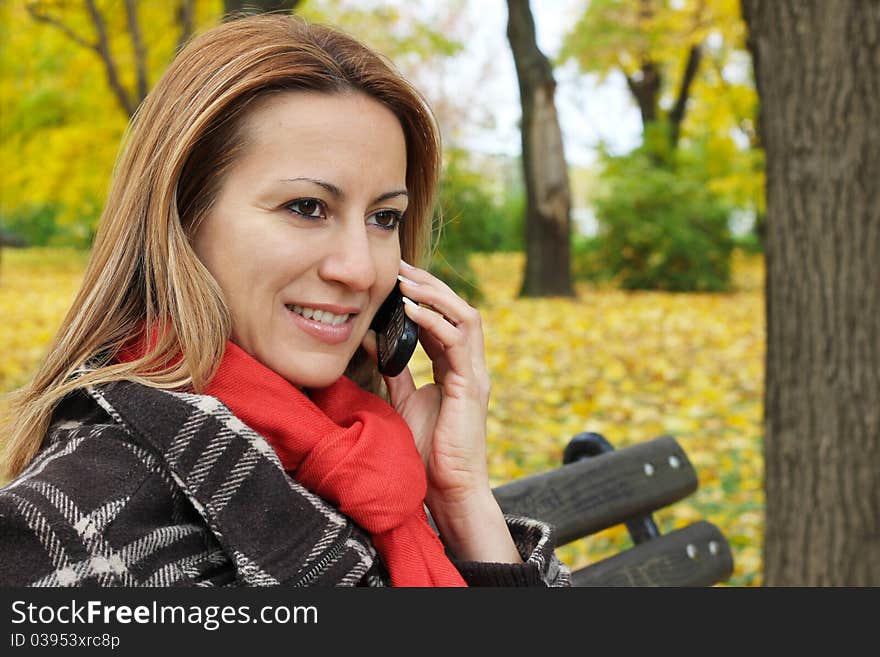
[0,379,570,587]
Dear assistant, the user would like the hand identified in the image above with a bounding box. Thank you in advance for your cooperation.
[360,260,520,563]
[360,260,492,507]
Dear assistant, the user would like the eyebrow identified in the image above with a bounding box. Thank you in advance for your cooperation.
[278,177,408,205]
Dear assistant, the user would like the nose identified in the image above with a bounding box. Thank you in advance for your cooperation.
[317,218,377,291]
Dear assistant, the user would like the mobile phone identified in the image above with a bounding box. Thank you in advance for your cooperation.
[369,282,419,376]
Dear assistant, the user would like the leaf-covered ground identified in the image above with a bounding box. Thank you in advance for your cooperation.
[0,249,91,391]
[0,248,764,585]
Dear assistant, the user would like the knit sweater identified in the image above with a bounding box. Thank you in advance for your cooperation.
[0,378,570,587]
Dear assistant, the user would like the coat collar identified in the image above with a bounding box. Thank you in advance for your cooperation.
[85,379,369,585]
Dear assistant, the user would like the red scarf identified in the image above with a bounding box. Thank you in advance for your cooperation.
[119,334,466,587]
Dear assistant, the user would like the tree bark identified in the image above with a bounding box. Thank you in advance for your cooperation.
[668,44,702,148]
[505,0,574,298]
[624,61,661,128]
[742,0,880,586]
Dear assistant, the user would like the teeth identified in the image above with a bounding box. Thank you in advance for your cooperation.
[287,304,349,326]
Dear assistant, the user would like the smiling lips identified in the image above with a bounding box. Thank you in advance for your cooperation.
[286,304,350,325]
[284,303,358,344]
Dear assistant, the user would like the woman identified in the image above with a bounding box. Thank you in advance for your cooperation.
[0,15,569,587]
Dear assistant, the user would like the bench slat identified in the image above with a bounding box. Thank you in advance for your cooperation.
[492,435,697,546]
[570,521,734,586]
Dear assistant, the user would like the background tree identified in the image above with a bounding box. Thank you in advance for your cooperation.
[562,0,761,292]
[505,0,574,298]
[2,1,193,246]
[561,0,743,152]
[297,0,466,143]
[742,0,880,585]
[24,0,198,118]
[2,0,465,250]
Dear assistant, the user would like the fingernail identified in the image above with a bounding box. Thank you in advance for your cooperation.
[397,274,419,286]
[401,295,418,307]
[400,259,415,270]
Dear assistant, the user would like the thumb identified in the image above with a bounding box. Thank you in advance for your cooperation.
[385,362,417,408]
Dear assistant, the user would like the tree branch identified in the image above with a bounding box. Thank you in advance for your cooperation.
[624,72,639,101]
[684,0,712,39]
[668,43,702,147]
[176,0,195,54]
[84,0,135,117]
[25,1,94,50]
[123,0,148,104]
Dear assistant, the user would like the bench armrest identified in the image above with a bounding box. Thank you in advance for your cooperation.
[492,435,697,546]
[570,521,734,586]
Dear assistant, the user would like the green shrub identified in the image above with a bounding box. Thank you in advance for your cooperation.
[571,233,614,285]
[733,229,763,255]
[434,149,523,253]
[0,205,59,246]
[0,204,95,248]
[593,149,734,292]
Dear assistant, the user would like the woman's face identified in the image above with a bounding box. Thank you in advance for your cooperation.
[192,91,408,389]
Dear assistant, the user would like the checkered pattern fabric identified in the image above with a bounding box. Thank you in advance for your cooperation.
[1,379,570,587]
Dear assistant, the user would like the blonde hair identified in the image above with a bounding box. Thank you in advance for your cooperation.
[2,14,441,480]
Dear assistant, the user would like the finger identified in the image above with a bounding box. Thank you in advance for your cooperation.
[398,263,488,378]
[398,264,474,327]
[402,297,475,382]
[418,315,489,403]
[397,272,488,368]
[417,328,452,385]
[404,292,487,372]
[398,260,488,377]
[417,321,446,364]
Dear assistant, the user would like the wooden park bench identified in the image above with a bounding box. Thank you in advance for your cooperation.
[492,431,734,586]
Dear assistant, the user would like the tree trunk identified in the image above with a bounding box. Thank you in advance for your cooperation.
[742,0,880,586]
[506,0,575,298]
[625,61,661,129]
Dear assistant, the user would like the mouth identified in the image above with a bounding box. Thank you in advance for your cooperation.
[283,303,358,345]
[284,304,352,326]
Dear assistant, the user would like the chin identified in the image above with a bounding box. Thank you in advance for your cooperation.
[273,357,350,390]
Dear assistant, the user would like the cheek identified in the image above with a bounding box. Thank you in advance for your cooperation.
[195,213,287,290]
[198,242,253,299]
[375,238,402,291]
[192,214,247,286]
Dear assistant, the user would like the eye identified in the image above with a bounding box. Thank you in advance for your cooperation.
[285,198,325,219]
[368,210,404,231]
